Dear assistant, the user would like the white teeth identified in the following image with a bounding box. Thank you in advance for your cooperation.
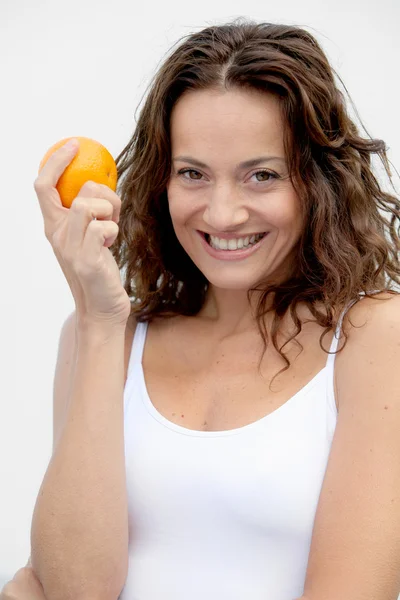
[227,238,236,250]
[208,232,265,251]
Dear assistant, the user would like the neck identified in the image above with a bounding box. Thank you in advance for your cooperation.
[198,285,275,336]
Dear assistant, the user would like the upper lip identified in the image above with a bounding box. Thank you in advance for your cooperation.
[199,230,267,240]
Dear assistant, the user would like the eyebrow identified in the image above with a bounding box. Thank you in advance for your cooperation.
[172,155,286,169]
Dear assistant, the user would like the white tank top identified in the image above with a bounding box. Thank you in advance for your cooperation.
[119,296,363,600]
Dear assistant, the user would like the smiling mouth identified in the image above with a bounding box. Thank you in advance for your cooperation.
[202,231,267,251]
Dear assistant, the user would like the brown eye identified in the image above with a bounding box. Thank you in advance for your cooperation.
[179,168,203,180]
[253,170,275,182]
[189,170,202,180]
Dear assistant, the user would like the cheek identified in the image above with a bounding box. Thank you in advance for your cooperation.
[272,191,302,229]
[262,199,298,229]
[167,187,194,228]
[168,199,185,228]
[166,186,180,221]
[167,204,190,247]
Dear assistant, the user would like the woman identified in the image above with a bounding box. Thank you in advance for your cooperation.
[3,19,400,600]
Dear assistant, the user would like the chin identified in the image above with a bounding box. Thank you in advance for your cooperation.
[201,270,266,291]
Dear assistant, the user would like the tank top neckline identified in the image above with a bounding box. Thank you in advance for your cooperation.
[127,293,372,437]
[136,355,328,437]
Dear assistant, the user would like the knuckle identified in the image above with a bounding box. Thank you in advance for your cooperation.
[95,202,114,218]
[74,259,90,276]
[51,229,62,249]
[14,566,30,581]
[44,225,52,241]
[108,187,122,205]
[70,197,86,213]
[80,180,99,195]
[33,177,47,192]
[101,182,120,199]
[88,219,100,233]
[71,196,111,218]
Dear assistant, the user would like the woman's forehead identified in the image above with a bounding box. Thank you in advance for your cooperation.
[170,88,285,159]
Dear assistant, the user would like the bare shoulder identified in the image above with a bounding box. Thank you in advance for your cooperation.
[335,291,400,406]
[301,291,400,600]
[343,290,400,331]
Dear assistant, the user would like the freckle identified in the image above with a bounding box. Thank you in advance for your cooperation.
[384,405,389,410]
[172,412,176,416]
[181,414,184,418]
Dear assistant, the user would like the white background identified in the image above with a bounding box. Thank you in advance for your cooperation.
[1,0,399,587]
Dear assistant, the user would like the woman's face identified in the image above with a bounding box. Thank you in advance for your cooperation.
[166,87,303,290]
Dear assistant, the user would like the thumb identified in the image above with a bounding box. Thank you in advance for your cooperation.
[38,138,79,184]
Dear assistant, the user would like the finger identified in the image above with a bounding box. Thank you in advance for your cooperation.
[34,139,79,227]
[4,566,46,598]
[0,579,14,596]
[63,197,115,259]
[37,138,79,182]
[80,219,120,270]
[78,180,121,223]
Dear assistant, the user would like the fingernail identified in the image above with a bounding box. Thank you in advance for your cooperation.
[64,138,79,150]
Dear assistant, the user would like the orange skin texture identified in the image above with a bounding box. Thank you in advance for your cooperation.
[39,136,118,208]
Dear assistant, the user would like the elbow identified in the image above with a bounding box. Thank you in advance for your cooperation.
[30,531,128,600]
[31,557,127,600]
[39,581,125,600]
[73,593,122,600]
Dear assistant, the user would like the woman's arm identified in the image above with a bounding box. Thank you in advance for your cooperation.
[299,293,400,600]
[30,312,129,600]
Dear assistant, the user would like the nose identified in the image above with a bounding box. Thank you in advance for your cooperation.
[202,183,249,232]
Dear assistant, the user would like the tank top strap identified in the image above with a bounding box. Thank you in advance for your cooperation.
[325,291,374,369]
[127,320,149,378]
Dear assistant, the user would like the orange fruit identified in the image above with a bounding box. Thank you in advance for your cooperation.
[38,136,118,208]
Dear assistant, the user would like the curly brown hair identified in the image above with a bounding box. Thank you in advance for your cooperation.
[111,18,400,379]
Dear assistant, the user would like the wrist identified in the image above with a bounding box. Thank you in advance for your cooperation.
[76,315,128,341]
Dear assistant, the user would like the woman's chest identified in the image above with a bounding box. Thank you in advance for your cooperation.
[140,322,334,432]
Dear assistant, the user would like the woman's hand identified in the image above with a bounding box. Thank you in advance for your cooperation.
[34,139,131,330]
[0,564,46,600]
